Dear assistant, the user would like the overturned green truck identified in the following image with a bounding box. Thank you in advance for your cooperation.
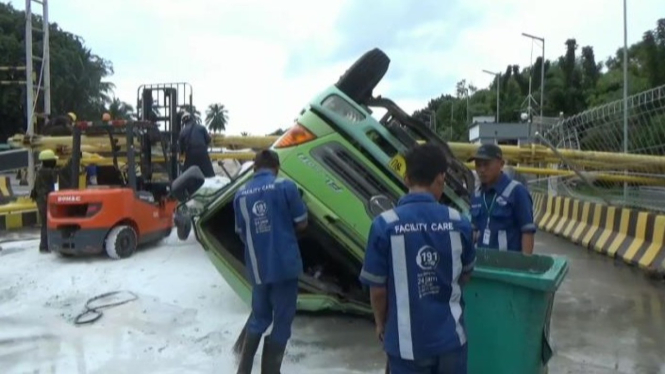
[183,48,568,373]
[191,48,475,314]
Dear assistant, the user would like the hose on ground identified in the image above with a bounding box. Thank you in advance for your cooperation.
[73,291,138,325]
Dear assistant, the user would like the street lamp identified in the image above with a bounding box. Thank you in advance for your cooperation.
[622,0,629,199]
[465,87,470,125]
[622,0,628,155]
[482,70,500,123]
[522,32,545,131]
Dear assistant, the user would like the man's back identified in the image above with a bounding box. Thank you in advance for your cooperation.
[179,123,211,153]
[364,193,475,360]
[34,167,57,205]
[233,170,307,285]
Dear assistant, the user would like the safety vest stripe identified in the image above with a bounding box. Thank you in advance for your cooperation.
[449,230,467,345]
[390,234,413,360]
[239,196,262,285]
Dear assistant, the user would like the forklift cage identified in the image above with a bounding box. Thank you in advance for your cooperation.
[137,82,193,179]
[70,120,173,194]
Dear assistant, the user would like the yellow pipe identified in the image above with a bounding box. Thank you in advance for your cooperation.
[9,133,665,172]
[0,197,37,214]
[463,163,665,186]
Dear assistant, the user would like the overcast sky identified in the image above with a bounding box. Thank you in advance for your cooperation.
[8,0,664,134]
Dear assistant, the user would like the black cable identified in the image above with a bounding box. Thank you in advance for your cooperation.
[73,291,139,325]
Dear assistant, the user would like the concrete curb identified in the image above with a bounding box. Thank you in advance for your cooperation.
[533,192,665,276]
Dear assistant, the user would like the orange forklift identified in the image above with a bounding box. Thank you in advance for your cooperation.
[47,119,179,259]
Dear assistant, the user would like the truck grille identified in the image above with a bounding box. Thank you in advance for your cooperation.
[311,142,398,215]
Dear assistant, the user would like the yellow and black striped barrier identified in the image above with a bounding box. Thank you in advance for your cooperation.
[0,175,14,204]
[533,193,665,277]
[0,197,39,230]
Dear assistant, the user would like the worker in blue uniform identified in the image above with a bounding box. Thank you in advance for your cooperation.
[469,144,536,254]
[360,143,476,374]
[234,149,308,374]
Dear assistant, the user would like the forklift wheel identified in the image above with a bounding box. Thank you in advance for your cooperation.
[105,225,138,260]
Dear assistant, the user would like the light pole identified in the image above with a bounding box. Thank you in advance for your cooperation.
[465,87,470,125]
[482,70,500,123]
[622,0,629,198]
[622,0,628,155]
[522,32,545,133]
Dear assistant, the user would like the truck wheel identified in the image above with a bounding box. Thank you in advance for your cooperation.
[176,216,192,241]
[105,225,138,259]
[335,48,390,105]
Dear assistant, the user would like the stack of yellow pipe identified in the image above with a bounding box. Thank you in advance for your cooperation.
[7,132,665,180]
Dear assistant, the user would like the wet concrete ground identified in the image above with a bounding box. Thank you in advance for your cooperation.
[1,226,664,373]
[290,232,665,374]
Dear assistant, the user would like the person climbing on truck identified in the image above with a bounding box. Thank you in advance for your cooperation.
[30,149,60,253]
[234,149,308,374]
[178,111,215,177]
[359,142,476,374]
[469,143,536,254]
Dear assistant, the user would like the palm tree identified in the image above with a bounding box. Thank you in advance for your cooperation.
[205,103,229,133]
[107,97,135,120]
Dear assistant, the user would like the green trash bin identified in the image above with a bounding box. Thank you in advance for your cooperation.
[464,249,569,374]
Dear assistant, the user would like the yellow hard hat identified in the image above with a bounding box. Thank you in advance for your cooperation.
[38,149,58,161]
[102,112,111,121]
[67,112,77,121]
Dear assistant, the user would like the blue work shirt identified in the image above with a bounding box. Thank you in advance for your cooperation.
[470,173,536,252]
[359,193,476,361]
[233,170,308,285]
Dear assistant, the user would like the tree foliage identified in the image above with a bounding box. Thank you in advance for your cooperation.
[0,4,231,141]
[414,18,665,145]
[205,103,228,133]
[0,3,141,140]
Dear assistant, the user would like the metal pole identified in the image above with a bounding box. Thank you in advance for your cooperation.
[522,33,546,137]
[465,88,470,125]
[25,0,35,190]
[482,70,500,123]
[622,0,629,199]
[496,74,500,123]
[25,0,34,135]
[43,0,51,116]
[540,39,545,134]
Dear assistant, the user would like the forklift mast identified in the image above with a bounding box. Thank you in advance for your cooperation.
[69,120,170,191]
[137,82,193,180]
[70,123,119,190]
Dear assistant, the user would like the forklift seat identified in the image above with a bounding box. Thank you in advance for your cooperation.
[144,181,171,200]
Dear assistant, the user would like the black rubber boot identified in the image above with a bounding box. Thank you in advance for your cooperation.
[236,332,262,374]
[260,337,286,374]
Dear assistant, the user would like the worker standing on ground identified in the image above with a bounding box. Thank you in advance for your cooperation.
[469,144,536,254]
[234,150,308,374]
[360,143,476,374]
[178,112,215,177]
[30,149,60,253]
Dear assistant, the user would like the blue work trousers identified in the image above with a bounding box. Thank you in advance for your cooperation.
[388,344,468,374]
[247,278,299,345]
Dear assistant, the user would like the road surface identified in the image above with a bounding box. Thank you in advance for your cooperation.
[0,230,663,373]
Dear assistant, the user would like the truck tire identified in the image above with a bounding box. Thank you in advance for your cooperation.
[171,165,205,202]
[175,211,192,241]
[105,225,138,259]
[335,48,390,105]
